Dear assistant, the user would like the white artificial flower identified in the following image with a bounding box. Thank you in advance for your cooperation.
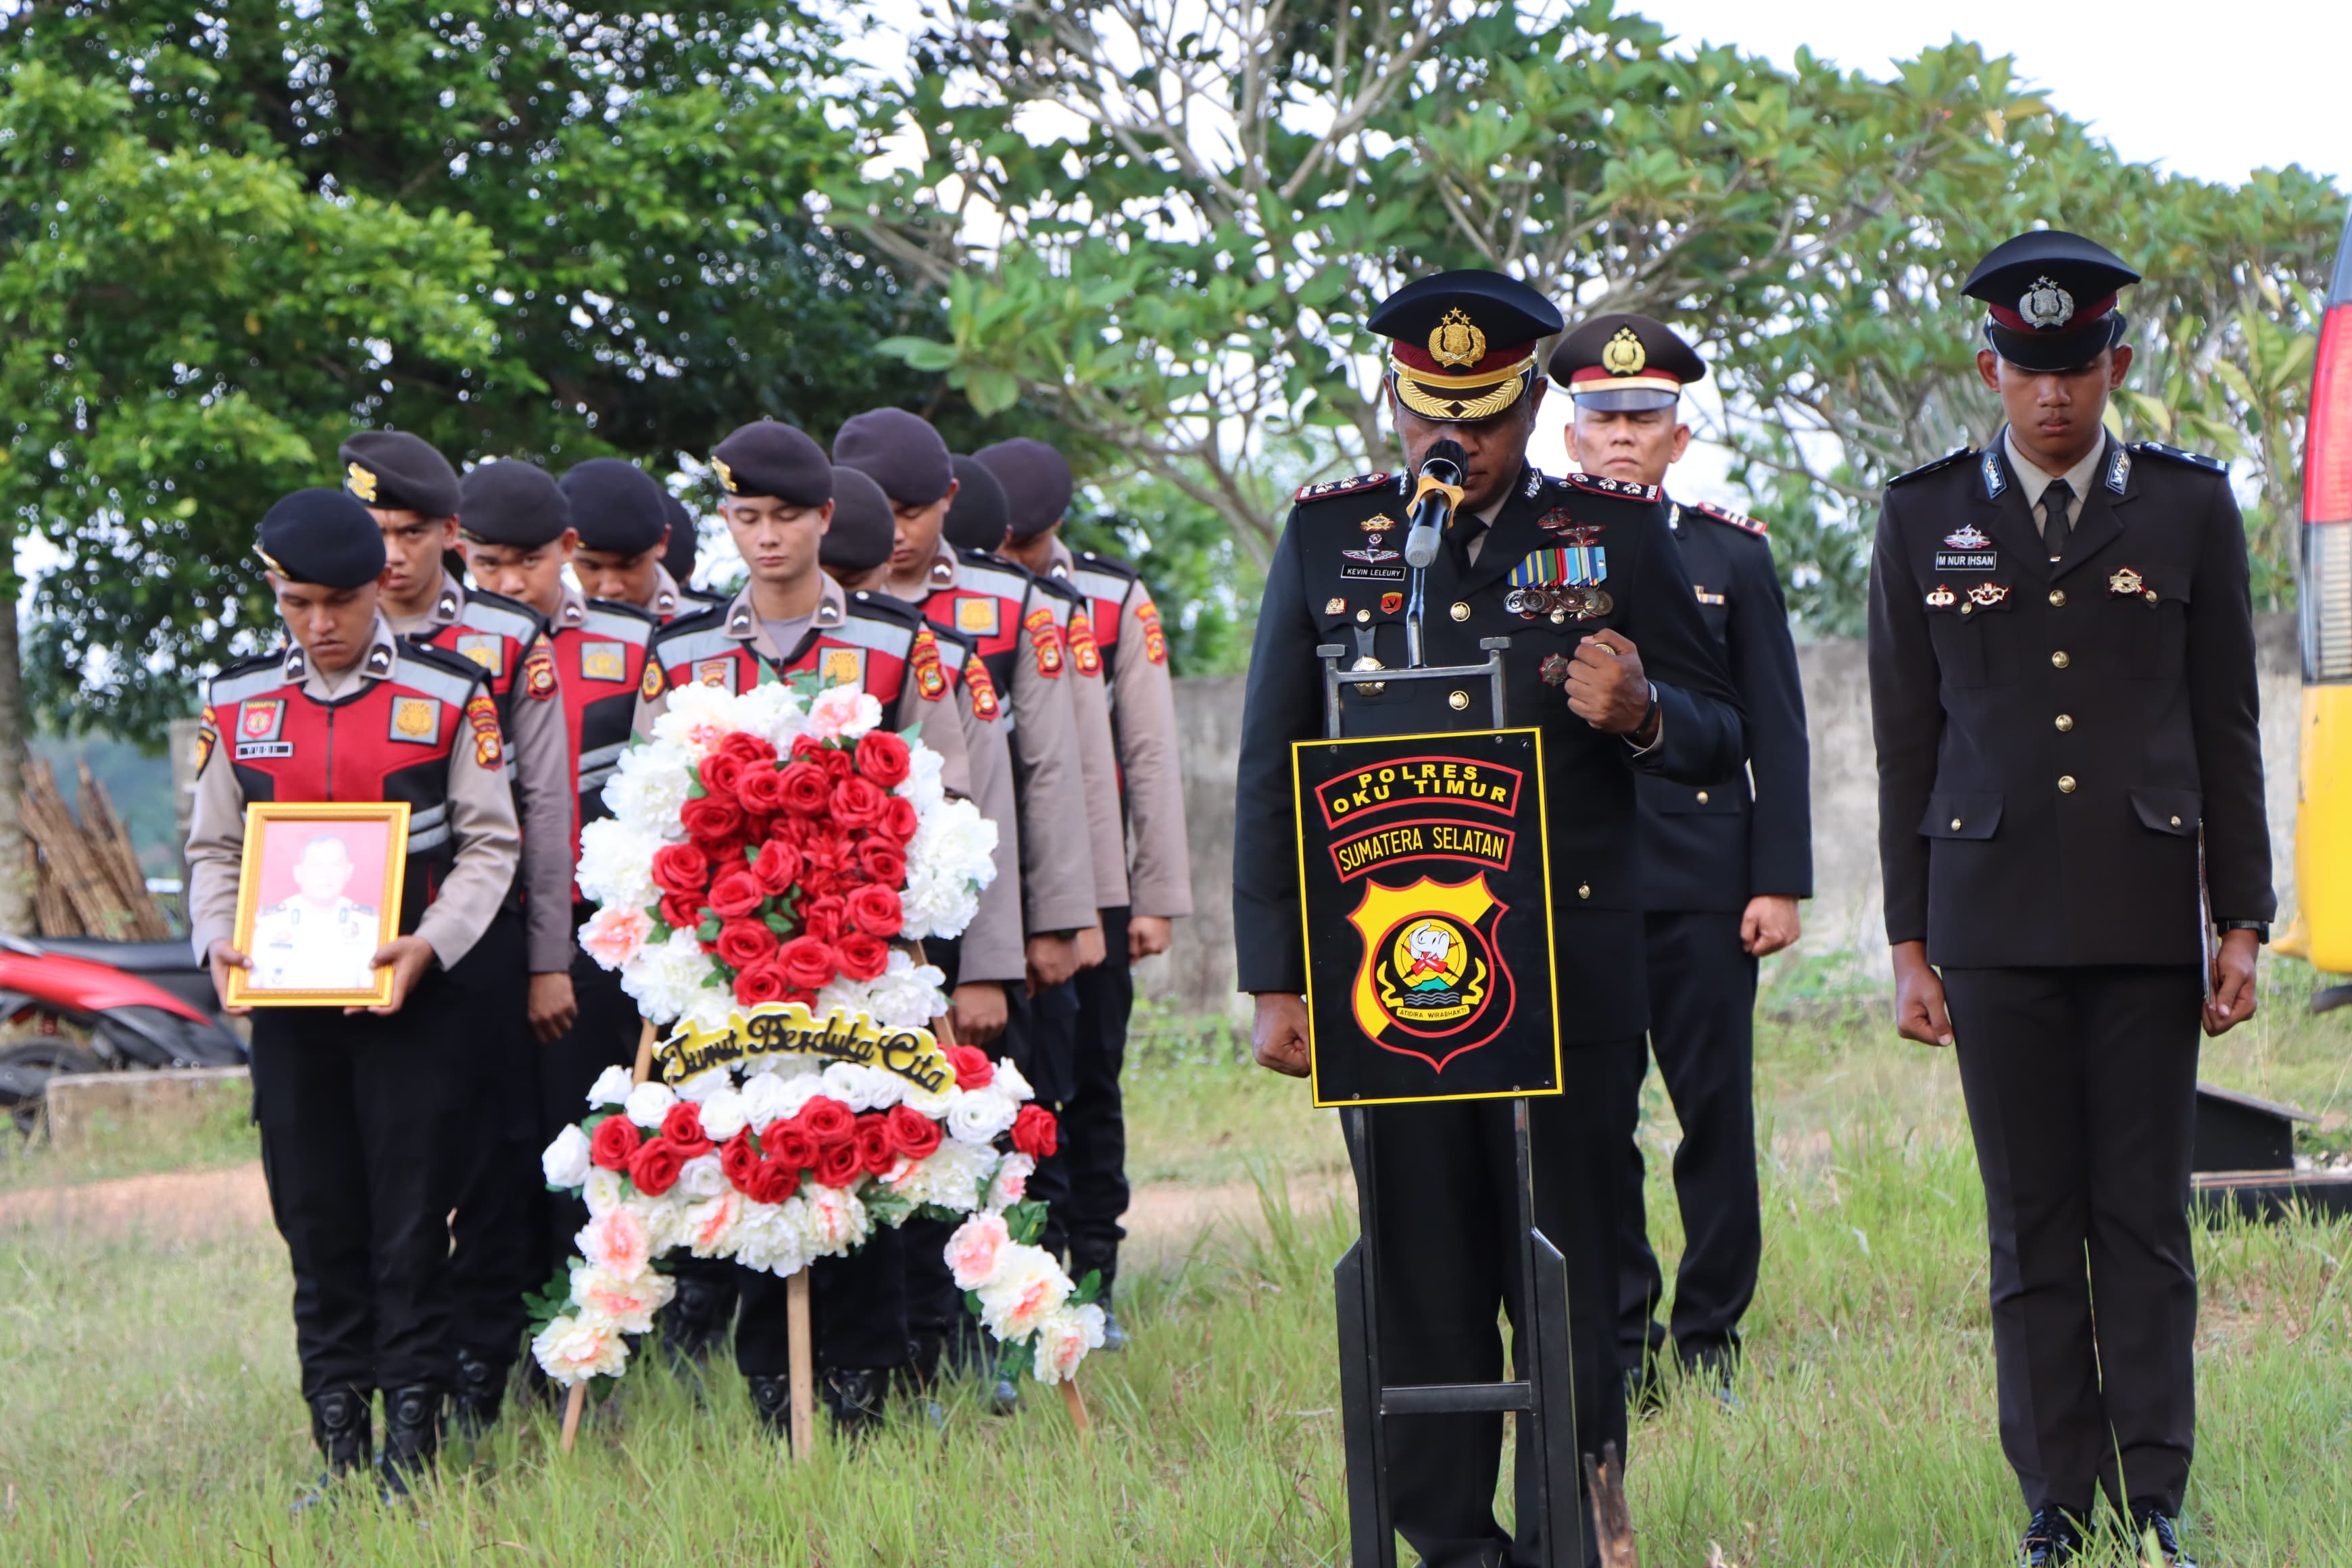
[985,1151,1036,1212]
[618,928,714,1028]
[898,743,947,808]
[800,1183,869,1253]
[739,1069,826,1130]
[582,1168,624,1217]
[1031,1302,1106,1384]
[679,1152,727,1200]
[541,1125,591,1190]
[697,1085,748,1141]
[730,680,804,744]
[533,1314,629,1386]
[900,1077,955,1119]
[770,1072,829,1121]
[820,1060,900,1113]
[682,1191,745,1258]
[586,1065,635,1108]
[624,1079,678,1130]
[862,950,949,1029]
[674,1067,731,1104]
[677,987,734,1037]
[947,1089,1019,1146]
[575,816,662,910]
[990,1056,1036,1104]
[651,681,735,750]
[977,1244,1073,1340]
[604,742,693,827]
[812,976,879,1024]
[570,1263,678,1336]
[889,1137,994,1210]
[899,798,998,941]
[733,1204,811,1277]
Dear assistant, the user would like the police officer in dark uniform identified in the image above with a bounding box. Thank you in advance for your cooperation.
[1548,315,1813,1396]
[185,490,520,1495]
[1234,271,1746,1567]
[1868,230,2270,1567]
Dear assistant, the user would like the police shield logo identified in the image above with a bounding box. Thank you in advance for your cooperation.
[1346,875,1514,1074]
[454,633,504,677]
[581,641,627,684]
[954,597,1000,639]
[818,647,866,689]
[240,700,285,743]
[389,695,439,743]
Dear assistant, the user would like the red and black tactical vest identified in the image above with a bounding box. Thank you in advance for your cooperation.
[922,548,1058,704]
[407,586,554,748]
[645,590,959,713]
[1057,549,1168,681]
[556,599,659,894]
[206,641,496,933]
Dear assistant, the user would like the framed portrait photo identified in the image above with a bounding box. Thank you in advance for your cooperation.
[226,802,410,1009]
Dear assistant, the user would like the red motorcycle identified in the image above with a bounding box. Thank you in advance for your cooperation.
[0,935,247,1138]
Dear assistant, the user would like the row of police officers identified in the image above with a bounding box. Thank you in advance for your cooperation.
[185,411,1191,1490]
[1234,230,2263,1568]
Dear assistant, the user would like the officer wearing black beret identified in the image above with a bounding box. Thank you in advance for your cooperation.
[818,464,900,575]
[1868,229,2271,1567]
[943,455,1011,552]
[1234,269,1746,1567]
[560,459,713,622]
[1549,314,1813,1400]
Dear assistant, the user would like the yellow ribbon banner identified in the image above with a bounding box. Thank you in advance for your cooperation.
[655,1001,951,1093]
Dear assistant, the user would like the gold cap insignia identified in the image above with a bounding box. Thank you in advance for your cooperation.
[1428,308,1488,369]
[1600,327,1648,377]
[2018,276,2075,329]
[345,462,379,503]
[714,457,738,494]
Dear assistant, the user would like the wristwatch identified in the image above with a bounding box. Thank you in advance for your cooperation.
[2218,920,2270,944]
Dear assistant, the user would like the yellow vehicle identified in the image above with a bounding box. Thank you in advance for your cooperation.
[2288,206,2352,1012]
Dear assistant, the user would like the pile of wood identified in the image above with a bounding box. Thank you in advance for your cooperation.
[20,758,172,940]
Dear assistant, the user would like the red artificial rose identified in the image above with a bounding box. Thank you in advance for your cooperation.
[733,962,788,1007]
[799,893,845,944]
[681,795,745,847]
[845,885,904,939]
[944,1044,994,1091]
[745,1158,800,1206]
[651,843,711,896]
[1010,1103,1060,1159]
[814,1138,864,1190]
[856,731,912,789]
[627,1135,686,1196]
[737,765,789,818]
[854,1115,897,1175]
[763,1124,817,1171]
[778,935,839,991]
[716,918,778,972]
[830,776,887,831]
[885,1102,943,1160]
[836,933,890,983]
[589,1114,642,1171]
[748,839,804,898]
[659,891,705,933]
[706,869,764,919]
[699,750,749,798]
[799,1096,856,1146]
[660,1102,714,1158]
[856,841,908,888]
[778,760,831,816]
[879,795,920,844]
[720,1129,762,1192]
[789,734,826,762]
[719,732,779,768]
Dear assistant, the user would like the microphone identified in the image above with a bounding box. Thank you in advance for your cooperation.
[1402,440,1467,569]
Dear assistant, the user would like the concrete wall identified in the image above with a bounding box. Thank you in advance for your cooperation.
[1139,616,2304,1018]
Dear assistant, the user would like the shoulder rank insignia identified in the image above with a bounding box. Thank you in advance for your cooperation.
[1564,472,1661,501]
[1023,606,1064,677]
[1887,446,1976,488]
[464,693,505,769]
[909,627,948,700]
[964,655,1000,720]
[1690,500,1767,535]
[523,639,556,699]
[1135,599,1169,665]
[1294,471,1393,504]
[193,706,218,775]
[641,657,667,702]
[2131,441,2226,473]
[1067,610,1104,677]
[2105,444,2132,494]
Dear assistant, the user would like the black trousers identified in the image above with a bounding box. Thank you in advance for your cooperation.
[443,906,541,1378]
[1942,964,2203,1519]
[251,971,467,1401]
[736,1228,910,1376]
[1010,977,1079,1257]
[1064,905,1135,1289]
[1619,910,1761,1366]
[1354,1042,1644,1568]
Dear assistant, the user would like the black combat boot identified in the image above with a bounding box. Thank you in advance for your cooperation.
[821,1367,889,1437]
[1095,1286,1130,1354]
[2019,1506,2086,1567]
[746,1373,795,1440]
[660,1270,735,1369]
[2129,1512,2199,1568]
[376,1385,442,1499]
[450,1348,505,1440]
[291,1386,372,1511]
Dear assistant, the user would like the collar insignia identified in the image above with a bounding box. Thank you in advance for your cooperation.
[435,587,461,622]
[727,608,754,636]
[816,602,843,627]
[283,645,309,681]
[1980,451,2007,500]
[364,643,394,677]
[561,599,586,626]
[1523,468,1546,499]
[2105,445,2132,495]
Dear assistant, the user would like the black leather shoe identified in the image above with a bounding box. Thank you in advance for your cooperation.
[747,1373,794,1439]
[660,1272,736,1368]
[822,1367,889,1436]
[291,1386,372,1511]
[2019,1506,2086,1566]
[2130,1513,2198,1567]
[450,1349,505,1440]
[376,1386,441,1499]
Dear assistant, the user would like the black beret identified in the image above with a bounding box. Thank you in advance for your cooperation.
[1548,313,1707,412]
[819,467,898,574]
[973,439,1073,541]
[339,431,460,518]
[1367,270,1563,424]
[661,491,699,581]
[1963,230,2139,373]
[458,459,572,547]
[258,489,388,589]
[712,419,831,506]
[560,458,670,554]
[942,456,1010,552]
[833,408,954,507]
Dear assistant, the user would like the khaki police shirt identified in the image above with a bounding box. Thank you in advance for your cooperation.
[953,668,1027,986]
[1046,540,1194,919]
[1031,583,1130,910]
[387,575,576,973]
[185,616,523,971]
[648,564,693,620]
[896,549,1098,935]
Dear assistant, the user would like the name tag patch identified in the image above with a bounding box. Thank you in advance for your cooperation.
[235,741,294,760]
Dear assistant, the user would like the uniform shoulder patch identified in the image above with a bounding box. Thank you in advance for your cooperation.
[1563,472,1661,502]
[522,638,557,699]
[2130,441,2226,474]
[964,655,1000,721]
[1294,471,1394,504]
[1887,446,1976,487]
[1688,500,1766,535]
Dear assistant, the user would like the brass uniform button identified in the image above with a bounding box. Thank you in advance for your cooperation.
[2051,650,2070,669]
[2049,589,2067,607]
[1356,608,1372,624]
[1696,790,1710,805]
[1448,689,1469,711]
[1950,818,1963,831]
[2058,775,2078,793]
[2170,814,2183,827]
[2055,714,2074,732]
[1960,603,1974,616]
[1577,883,1591,900]
[1450,602,1471,622]
[2145,589,2158,604]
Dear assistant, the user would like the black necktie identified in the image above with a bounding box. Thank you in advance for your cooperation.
[1446,514,1486,573]
[2043,477,2074,560]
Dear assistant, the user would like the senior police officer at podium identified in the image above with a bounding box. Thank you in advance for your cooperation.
[1233,270,1745,1567]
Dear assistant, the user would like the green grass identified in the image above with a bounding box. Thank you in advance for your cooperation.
[1,955,2349,1564]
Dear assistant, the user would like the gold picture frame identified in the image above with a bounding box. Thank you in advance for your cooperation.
[225,801,410,1009]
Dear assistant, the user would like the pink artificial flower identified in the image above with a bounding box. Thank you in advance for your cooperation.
[946,1211,1012,1290]
[579,1204,652,1279]
[580,905,652,969]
